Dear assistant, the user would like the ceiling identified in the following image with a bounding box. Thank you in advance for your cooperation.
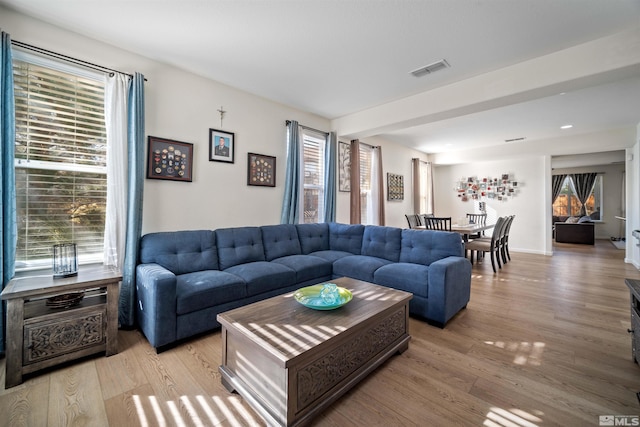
[2,0,640,155]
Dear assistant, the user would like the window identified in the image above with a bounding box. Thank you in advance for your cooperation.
[359,144,373,224]
[301,129,325,224]
[13,56,107,270]
[552,175,602,219]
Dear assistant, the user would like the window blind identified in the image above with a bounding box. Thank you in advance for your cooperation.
[13,60,107,269]
[301,130,325,224]
[359,145,373,224]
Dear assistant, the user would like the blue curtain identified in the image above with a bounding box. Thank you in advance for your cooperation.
[119,72,145,328]
[0,30,16,354]
[280,120,300,224]
[323,131,336,222]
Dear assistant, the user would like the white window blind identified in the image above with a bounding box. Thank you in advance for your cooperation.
[359,144,373,224]
[301,130,325,223]
[13,59,107,270]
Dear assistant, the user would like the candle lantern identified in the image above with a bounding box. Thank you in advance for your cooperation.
[53,243,78,278]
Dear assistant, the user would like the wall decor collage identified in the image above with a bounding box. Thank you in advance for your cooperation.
[455,174,521,202]
[145,128,276,187]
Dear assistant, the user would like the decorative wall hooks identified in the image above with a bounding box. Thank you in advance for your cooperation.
[455,174,521,202]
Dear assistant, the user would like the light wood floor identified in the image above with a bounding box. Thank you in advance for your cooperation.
[1,240,640,426]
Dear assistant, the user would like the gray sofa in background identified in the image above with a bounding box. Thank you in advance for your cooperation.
[135,222,472,350]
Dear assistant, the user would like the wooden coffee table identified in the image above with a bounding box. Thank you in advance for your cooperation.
[217,277,412,427]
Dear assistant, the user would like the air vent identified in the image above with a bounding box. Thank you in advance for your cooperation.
[505,137,526,143]
[410,59,450,77]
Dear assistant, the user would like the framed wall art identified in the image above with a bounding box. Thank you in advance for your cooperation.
[247,153,276,187]
[387,173,404,201]
[209,128,235,163]
[339,141,351,192]
[146,136,193,182]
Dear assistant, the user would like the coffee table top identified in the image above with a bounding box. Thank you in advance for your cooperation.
[217,277,412,363]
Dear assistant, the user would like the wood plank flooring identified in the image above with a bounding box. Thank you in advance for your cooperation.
[1,240,639,426]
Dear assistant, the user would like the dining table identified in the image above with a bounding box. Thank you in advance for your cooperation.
[450,222,495,242]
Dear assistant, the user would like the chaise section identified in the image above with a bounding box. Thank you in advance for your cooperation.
[374,229,471,326]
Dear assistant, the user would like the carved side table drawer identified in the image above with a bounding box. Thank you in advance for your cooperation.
[1,265,121,388]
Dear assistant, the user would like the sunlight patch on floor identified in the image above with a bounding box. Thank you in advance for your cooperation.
[484,341,546,366]
[132,394,262,427]
[484,406,543,426]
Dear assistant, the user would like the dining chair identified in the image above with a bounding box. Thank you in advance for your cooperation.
[501,215,515,263]
[404,214,422,229]
[423,216,452,231]
[465,216,506,273]
[466,213,487,238]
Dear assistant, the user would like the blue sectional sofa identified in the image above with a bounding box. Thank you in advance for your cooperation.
[136,222,472,350]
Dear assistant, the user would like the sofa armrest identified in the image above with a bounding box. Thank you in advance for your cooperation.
[136,263,178,349]
[427,256,472,326]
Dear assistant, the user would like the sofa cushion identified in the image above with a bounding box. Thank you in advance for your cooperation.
[361,225,402,262]
[374,263,429,298]
[565,216,581,223]
[224,261,296,296]
[139,230,218,274]
[216,227,266,270]
[329,222,364,254]
[176,270,246,315]
[333,255,392,283]
[399,229,464,266]
[261,224,302,261]
[271,254,332,283]
[578,216,593,223]
[296,223,330,254]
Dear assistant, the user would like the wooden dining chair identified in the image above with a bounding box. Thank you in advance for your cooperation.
[423,216,452,231]
[501,215,515,263]
[466,213,487,238]
[465,216,506,273]
[404,214,422,229]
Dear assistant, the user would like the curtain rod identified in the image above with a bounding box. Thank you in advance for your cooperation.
[285,120,328,136]
[352,139,379,149]
[11,40,147,81]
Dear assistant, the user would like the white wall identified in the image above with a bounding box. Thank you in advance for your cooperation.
[3,6,429,235]
[2,7,327,234]
[433,156,548,255]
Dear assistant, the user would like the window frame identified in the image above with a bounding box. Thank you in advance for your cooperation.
[13,50,107,271]
[299,128,326,224]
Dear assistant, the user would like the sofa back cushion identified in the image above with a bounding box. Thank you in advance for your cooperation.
[296,223,330,254]
[399,229,463,265]
[361,225,402,262]
[329,223,364,254]
[261,224,302,261]
[139,230,218,274]
[216,227,266,270]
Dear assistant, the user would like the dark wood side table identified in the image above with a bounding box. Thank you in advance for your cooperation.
[625,278,640,364]
[1,265,121,388]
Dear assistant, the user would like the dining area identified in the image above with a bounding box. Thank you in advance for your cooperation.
[405,213,515,273]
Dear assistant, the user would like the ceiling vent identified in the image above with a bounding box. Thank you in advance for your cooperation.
[410,59,450,77]
[505,137,526,143]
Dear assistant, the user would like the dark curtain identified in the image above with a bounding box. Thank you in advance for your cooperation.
[551,174,566,205]
[349,139,361,224]
[571,173,597,216]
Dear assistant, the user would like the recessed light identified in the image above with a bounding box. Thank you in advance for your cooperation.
[561,124,573,129]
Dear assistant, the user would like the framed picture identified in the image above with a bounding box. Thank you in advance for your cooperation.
[387,173,404,201]
[247,153,276,187]
[146,136,193,182]
[339,141,351,192]
[209,128,235,163]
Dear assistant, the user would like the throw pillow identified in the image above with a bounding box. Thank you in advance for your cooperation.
[565,216,580,224]
[578,216,592,223]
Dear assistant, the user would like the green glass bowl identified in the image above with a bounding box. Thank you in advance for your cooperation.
[293,284,353,310]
